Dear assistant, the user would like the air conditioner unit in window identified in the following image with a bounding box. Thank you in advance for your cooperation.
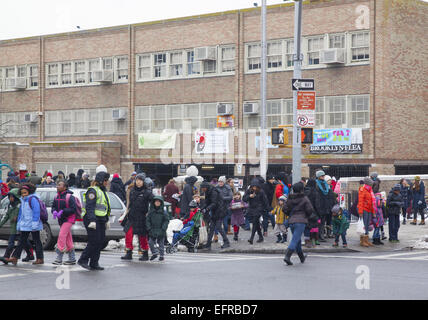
[5,77,26,90]
[195,47,217,61]
[24,113,38,123]
[92,70,113,83]
[112,109,127,120]
[320,48,346,64]
[243,102,260,115]
[216,103,233,116]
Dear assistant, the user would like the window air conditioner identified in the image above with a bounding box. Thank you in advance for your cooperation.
[320,48,346,64]
[92,70,113,83]
[216,103,233,116]
[243,102,260,115]
[195,47,217,61]
[112,109,127,120]
[5,77,27,90]
[24,113,38,123]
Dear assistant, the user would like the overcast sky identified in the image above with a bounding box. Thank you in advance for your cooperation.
[0,0,290,41]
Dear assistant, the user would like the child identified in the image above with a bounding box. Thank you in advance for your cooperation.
[372,192,385,245]
[310,219,321,246]
[0,189,33,264]
[229,192,247,241]
[271,195,288,243]
[331,204,350,248]
[146,196,170,261]
[182,195,201,225]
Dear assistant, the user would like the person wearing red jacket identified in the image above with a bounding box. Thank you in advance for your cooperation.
[358,177,376,247]
[275,172,290,200]
[182,195,201,225]
[0,181,10,199]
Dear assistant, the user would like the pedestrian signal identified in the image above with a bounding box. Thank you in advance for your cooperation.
[271,128,288,145]
[301,128,313,144]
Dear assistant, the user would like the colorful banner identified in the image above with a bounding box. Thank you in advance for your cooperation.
[217,115,234,128]
[195,130,229,154]
[312,128,362,146]
[138,132,177,149]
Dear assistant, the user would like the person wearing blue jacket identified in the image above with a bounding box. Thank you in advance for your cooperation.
[6,183,44,265]
[410,176,426,225]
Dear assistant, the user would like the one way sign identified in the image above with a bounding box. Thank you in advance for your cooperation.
[292,78,315,91]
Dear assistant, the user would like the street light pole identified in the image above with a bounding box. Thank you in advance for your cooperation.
[292,0,303,184]
[260,0,267,180]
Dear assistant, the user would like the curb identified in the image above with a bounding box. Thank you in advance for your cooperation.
[219,248,360,254]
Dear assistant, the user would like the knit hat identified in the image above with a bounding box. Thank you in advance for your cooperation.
[331,204,341,215]
[47,172,53,177]
[131,171,137,176]
[136,173,146,181]
[189,200,198,208]
[218,176,227,183]
[144,177,154,187]
[186,165,199,177]
[292,182,304,194]
[113,173,120,179]
[324,175,332,182]
[393,184,401,191]
[415,176,421,181]
[279,195,287,202]
[370,172,378,179]
[96,165,107,174]
[363,177,373,186]
[316,170,326,178]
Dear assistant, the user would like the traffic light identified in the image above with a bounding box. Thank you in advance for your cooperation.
[271,128,288,145]
[301,128,313,144]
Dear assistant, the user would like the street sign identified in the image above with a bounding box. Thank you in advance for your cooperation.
[292,78,314,91]
[297,91,316,110]
[297,110,315,127]
[271,127,288,145]
[301,128,313,144]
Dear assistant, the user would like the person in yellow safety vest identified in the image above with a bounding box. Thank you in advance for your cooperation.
[77,171,111,271]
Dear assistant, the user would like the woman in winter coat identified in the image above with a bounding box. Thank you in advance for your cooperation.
[314,170,334,241]
[358,177,376,247]
[399,178,412,225]
[67,173,77,189]
[163,179,180,218]
[6,183,44,265]
[75,169,84,188]
[52,180,78,265]
[110,174,127,205]
[243,178,269,244]
[180,176,198,219]
[121,173,153,261]
[410,176,426,225]
[387,184,404,242]
[283,182,314,266]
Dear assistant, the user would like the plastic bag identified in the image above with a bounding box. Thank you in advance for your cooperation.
[198,219,208,245]
[356,218,365,234]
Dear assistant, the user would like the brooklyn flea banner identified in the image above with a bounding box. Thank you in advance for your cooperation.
[310,128,363,154]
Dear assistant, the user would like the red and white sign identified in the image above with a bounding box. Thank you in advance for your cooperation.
[297,91,316,110]
[297,110,315,127]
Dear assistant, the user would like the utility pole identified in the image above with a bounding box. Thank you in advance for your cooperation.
[260,0,267,180]
[292,0,303,184]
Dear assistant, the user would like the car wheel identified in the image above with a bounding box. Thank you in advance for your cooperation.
[40,223,55,250]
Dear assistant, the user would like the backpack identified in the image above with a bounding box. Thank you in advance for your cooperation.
[66,193,82,220]
[29,196,48,223]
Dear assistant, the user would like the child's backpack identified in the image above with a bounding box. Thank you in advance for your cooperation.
[29,196,48,223]
[66,193,82,219]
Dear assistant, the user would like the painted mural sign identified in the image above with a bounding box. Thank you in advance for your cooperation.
[310,128,363,154]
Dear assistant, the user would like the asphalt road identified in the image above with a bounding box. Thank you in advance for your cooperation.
[0,248,427,300]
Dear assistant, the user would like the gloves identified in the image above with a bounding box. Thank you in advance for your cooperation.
[52,210,63,219]
[88,222,96,229]
[418,201,423,205]
[106,221,110,230]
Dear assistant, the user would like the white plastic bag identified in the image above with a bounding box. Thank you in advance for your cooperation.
[356,218,365,234]
[198,219,208,245]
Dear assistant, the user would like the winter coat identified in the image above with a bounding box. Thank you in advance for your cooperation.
[75,169,84,188]
[17,193,43,232]
[332,214,350,235]
[400,184,412,209]
[52,190,77,225]
[304,180,317,216]
[180,176,198,218]
[28,174,42,186]
[67,174,77,188]
[126,185,153,235]
[0,183,10,197]
[271,204,286,225]
[283,193,314,225]
[79,178,91,189]
[42,180,56,186]
[373,194,385,227]
[372,178,381,194]
[110,177,127,204]
[201,184,225,221]
[163,182,179,213]
[216,184,233,216]
[412,181,426,209]
[261,181,275,210]
[242,179,269,220]
[183,208,200,226]
[146,196,169,239]
[386,191,403,216]
[0,189,20,234]
[275,182,290,200]
[230,199,247,226]
[358,185,375,215]
[315,179,334,216]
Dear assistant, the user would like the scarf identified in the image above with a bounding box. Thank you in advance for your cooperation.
[316,179,330,196]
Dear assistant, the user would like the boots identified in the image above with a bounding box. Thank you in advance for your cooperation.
[121,249,133,260]
[305,239,313,248]
[297,250,307,264]
[6,257,18,265]
[281,233,287,243]
[419,220,425,225]
[22,248,34,262]
[0,247,14,265]
[64,249,76,265]
[256,235,264,243]
[233,232,238,241]
[360,235,369,247]
[139,250,149,261]
[32,259,44,265]
[227,224,233,235]
[283,249,294,266]
[221,240,230,249]
[326,226,334,239]
[372,238,381,245]
[364,235,374,247]
[276,234,282,243]
[410,219,417,225]
[381,231,387,240]
[52,248,64,265]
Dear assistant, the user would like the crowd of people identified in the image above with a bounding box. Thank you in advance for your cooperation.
[0,165,426,268]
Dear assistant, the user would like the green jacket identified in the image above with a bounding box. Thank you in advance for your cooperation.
[0,189,21,234]
[146,196,170,238]
[332,214,350,235]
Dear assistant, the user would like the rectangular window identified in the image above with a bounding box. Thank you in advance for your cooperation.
[0,69,3,90]
[187,51,200,75]
[267,41,282,69]
[17,66,26,78]
[201,103,217,129]
[247,44,261,71]
[351,32,370,61]
[151,105,166,131]
[327,96,346,127]
[154,53,166,78]
[60,111,72,135]
[349,95,369,127]
[183,104,200,130]
[74,61,86,84]
[103,58,113,70]
[88,59,100,83]
[307,37,324,65]
[88,110,99,134]
[315,98,325,128]
[169,52,183,77]
[285,40,294,67]
[266,100,282,128]
[138,54,151,80]
[29,65,38,87]
[329,34,345,48]
[167,104,183,130]
[6,67,15,79]
[283,100,293,125]
[47,63,59,86]
[116,57,128,81]
[203,60,217,74]
[135,106,151,131]
[61,62,72,85]
[73,110,85,135]
[221,47,235,73]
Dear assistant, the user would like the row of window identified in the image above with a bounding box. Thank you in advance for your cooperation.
[0,112,38,137]
[0,65,39,91]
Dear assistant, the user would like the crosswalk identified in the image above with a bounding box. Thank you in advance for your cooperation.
[309,250,428,261]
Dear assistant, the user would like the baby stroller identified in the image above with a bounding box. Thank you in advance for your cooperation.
[166,204,203,254]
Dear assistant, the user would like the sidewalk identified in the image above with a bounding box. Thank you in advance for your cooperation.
[200,217,428,254]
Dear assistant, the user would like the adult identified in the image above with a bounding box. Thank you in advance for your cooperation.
[323,175,337,239]
[163,179,180,219]
[243,178,269,244]
[77,172,111,271]
[67,173,77,189]
[304,179,318,248]
[283,182,314,266]
[6,183,44,265]
[42,173,56,186]
[52,181,78,265]
[399,178,412,225]
[370,172,381,194]
[121,173,153,261]
[180,175,198,219]
[314,170,333,241]
[357,177,376,247]
[54,171,66,183]
[411,176,426,225]
[28,171,42,186]
[110,173,127,205]
[200,181,230,249]
[79,173,91,189]
[261,174,276,236]
[387,184,404,242]
[216,176,233,234]
[75,169,85,188]
[124,172,137,189]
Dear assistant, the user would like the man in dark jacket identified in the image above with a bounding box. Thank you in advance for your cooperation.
[181,176,198,219]
[110,174,126,205]
[201,181,230,249]
[28,171,42,186]
[261,174,276,235]
[387,184,404,243]
[243,178,269,244]
[67,173,77,188]
[370,172,381,194]
[163,179,179,219]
